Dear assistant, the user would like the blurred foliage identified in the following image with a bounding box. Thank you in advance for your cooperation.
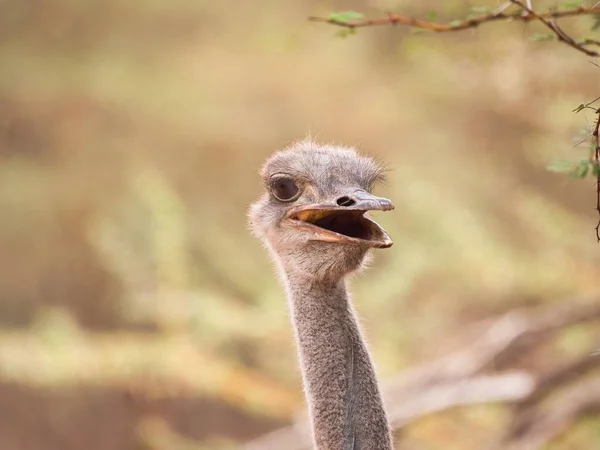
[0,0,599,449]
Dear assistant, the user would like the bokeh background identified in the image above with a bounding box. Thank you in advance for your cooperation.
[1,0,599,449]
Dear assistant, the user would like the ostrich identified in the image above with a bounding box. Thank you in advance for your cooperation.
[249,140,395,450]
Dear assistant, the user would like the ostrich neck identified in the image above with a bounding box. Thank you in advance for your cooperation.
[284,274,393,450]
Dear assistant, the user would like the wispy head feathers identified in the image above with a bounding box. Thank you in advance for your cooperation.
[260,139,387,193]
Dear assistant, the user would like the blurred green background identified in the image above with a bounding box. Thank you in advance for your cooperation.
[1,0,599,449]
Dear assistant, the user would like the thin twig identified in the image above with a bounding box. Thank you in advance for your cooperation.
[580,39,600,48]
[573,132,592,148]
[509,0,600,56]
[309,6,600,34]
[495,1,514,15]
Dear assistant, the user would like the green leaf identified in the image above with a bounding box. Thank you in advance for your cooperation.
[334,28,357,38]
[427,11,437,21]
[561,0,583,7]
[531,33,555,41]
[575,160,590,179]
[449,19,463,27]
[470,6,490,13]
[328,11,364,23]
[592,162,600,177]
[591,14,600,31]
[547,160,575,173]
[572,103,586,113]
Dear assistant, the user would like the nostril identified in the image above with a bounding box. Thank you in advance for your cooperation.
[336,196,356,207]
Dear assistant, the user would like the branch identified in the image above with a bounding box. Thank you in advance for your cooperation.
[592,108,600,241]
[310,6,600,31]
[501,352,600,447]
[514,353,600,411]
[387,371,535,429]
[242,295,600,450]
[243,372,536,450]
[309,6,600,56]
[384,296,600,391]
[502,379,600,450]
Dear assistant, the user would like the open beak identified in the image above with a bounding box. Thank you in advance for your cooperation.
[286,191,394,248]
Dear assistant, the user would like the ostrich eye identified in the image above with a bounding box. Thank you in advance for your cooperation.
[270,177,300,202]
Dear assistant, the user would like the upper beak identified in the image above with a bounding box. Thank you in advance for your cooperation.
[346,190,395,212]
[286,190,395,248]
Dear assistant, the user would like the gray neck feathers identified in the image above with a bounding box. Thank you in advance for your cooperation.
[283,273,393,450]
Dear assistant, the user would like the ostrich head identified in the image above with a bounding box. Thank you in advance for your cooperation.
[249,140,394,280]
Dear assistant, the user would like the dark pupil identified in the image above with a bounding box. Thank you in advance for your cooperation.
[272,178,298,201]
